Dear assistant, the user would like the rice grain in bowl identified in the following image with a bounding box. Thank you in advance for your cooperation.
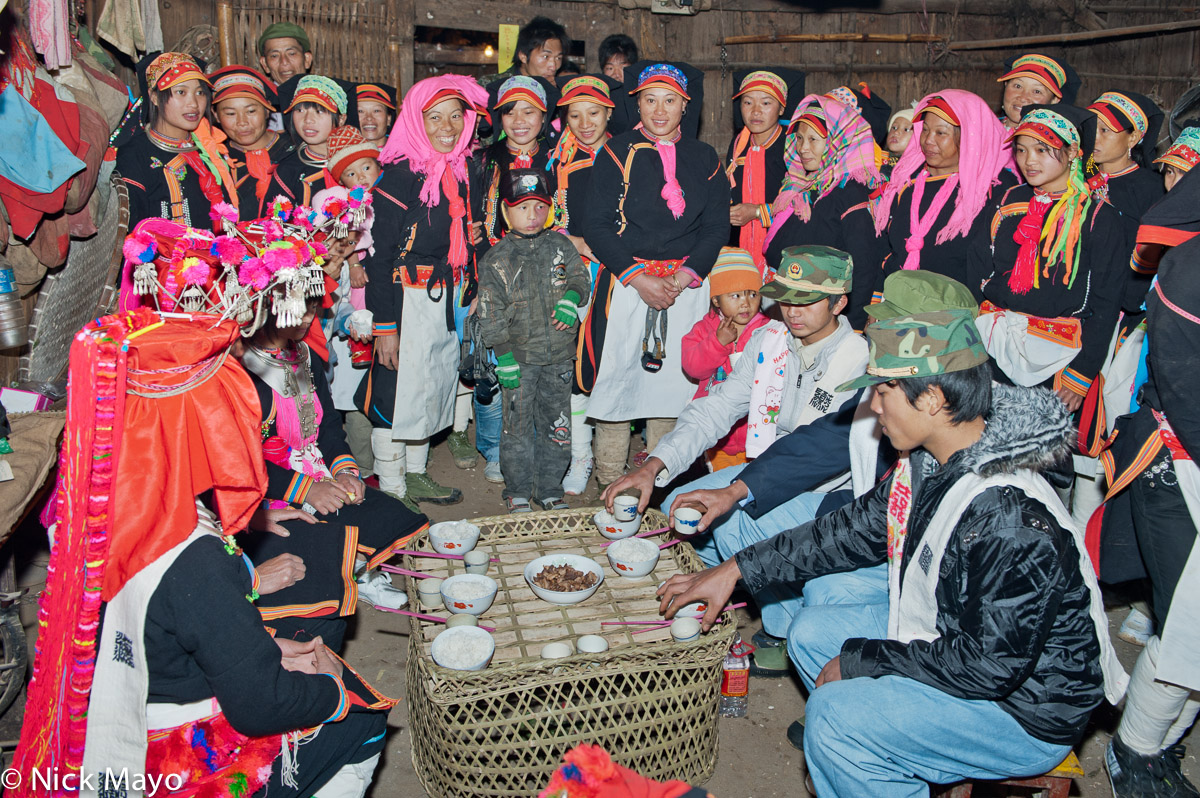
[607,536,660,578]
[440,574,498,616]
[431,626,495,671]
[428,520,481,554]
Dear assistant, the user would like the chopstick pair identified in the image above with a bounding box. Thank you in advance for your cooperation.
[395,548,499,563]
[598,526,670,548]
[600,601,748,629]
[374,605,496,632]
[380,564,437,579]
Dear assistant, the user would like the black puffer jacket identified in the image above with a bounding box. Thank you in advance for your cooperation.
[735,385,1105,745]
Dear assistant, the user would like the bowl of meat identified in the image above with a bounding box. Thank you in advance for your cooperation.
[524,554,605,605]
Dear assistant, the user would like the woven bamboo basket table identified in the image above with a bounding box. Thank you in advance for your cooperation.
[402,507,736,798]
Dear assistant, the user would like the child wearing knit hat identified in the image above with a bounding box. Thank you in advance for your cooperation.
[680,247,770,470]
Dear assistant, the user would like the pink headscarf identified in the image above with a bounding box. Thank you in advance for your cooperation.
[873,89,1016,270]
[378,74,489,209]
[766,94,881,243]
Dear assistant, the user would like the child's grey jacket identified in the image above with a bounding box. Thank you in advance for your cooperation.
[477,230,591,365]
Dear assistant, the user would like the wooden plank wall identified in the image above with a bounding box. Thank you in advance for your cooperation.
[153,0,1200,155]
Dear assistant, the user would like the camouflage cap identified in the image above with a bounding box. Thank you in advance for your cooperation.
[759,245,853,305]
[866,271,980,321]
[838,309,989,391]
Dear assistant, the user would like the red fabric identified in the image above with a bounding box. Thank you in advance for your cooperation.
[681,310,771,457]
[244,147,275,205]
[104,316,268,600]
[144,710,278,798]
[0,75,85,239]
[1009,193,1052,294]
[540,745,702,798]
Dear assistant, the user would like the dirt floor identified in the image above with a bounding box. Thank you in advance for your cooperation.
[1,427,1197,797]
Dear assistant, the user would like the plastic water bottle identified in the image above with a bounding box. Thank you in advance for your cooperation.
[719,634,754,718]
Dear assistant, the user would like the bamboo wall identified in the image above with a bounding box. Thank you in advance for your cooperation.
[158,0,1200,154]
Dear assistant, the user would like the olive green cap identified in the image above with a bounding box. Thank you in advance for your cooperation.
[866,271,980,320]
[258,22,311,56]
[838,309,989,391]
[759,245,853,305]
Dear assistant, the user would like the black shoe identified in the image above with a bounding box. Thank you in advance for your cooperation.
[1107,735,1200,797]
[751,628,784,649]
[787,720,805,752]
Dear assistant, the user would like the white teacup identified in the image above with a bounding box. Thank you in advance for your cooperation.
[670,617,701,643]
[418,577,444,609]
[612,494,639,522]
[464,550,489,575]
[673,506,703,536]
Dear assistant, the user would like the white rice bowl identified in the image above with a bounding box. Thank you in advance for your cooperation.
[428,520,481,554]
[607,537,660,578]
[593,510,640,541]
[440,573,498,616]
[431,626,495,671]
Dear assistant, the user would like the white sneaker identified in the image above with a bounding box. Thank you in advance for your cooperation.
[562,456,593,495]
[484,460,504,484]
[356,570,408,611]
[1117,606,1154,646]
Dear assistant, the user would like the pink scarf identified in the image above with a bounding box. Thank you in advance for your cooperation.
[636,124,686,219]
[378,75,487,209]
[378,75,487,269]
[766,94,880,245]
[874,89,1016,270]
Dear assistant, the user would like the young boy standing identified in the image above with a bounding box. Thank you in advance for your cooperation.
[477,170,591,513]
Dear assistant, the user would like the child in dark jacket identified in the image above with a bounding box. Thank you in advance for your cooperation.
[477,170,591,512]
[681,247,769,470]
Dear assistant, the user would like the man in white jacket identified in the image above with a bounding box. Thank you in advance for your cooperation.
[601,245,868,564]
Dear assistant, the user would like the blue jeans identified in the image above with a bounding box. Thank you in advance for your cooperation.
[474,393,502,463]
[790,589,1070,798]
[662,464,831,634]
[661,464,828,567]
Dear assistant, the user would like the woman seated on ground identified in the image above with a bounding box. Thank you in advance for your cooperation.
[762,93,884,329]
[210,65,295,220]
[872,89,1018,303]
[14,306,395,798]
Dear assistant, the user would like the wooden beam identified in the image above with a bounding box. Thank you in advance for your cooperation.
[415,42,495,65]
[413,0,614,35]
[216,0,235,68]
[391,0,415,93]
[722,32,943,45]
[947,17,1200,49]
[1046,0,1106,31]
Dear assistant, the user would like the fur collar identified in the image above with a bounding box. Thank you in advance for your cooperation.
[960,384,1074,476]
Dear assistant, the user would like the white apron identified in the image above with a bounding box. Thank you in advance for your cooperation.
[587,280,709,421]
[975,309,1081,387]
[389,283,458,440]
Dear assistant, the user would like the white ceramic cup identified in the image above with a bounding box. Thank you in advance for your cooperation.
[576,634,609,654]
[418,577,444,609]
[463,550,489,574]
[673,506,703,536]
[670,617,701,643]
[612,494,639,522]
[445,613,478,628]
[540,642,573,660]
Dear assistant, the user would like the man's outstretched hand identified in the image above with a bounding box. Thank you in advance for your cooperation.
[656,558,741,632]
[668,480,749,532]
